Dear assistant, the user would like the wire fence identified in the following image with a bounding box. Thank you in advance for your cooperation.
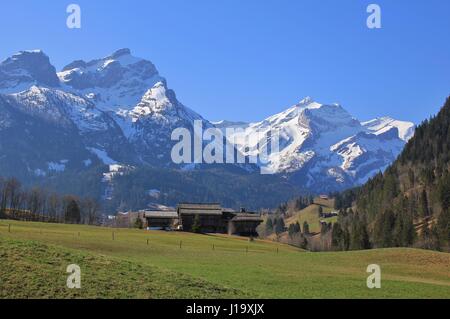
[0,223,288,255]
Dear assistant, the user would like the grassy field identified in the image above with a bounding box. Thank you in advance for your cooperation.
[0,220,449,299]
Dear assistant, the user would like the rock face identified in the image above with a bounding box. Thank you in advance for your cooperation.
[0,49,415,195]
[0,50,60,93]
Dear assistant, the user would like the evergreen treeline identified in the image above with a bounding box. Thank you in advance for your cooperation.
[332,97,450,251]
[275,195,315,216]
[0,176,100,224]
[261,215,308,249]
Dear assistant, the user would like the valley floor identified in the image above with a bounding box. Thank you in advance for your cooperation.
[0,220,449,299]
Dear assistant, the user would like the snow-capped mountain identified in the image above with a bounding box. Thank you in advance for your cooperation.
[220,97,415,191]
[114,81,209,165]
[0,49,415,196]
[0,49,210,171]
[58,48,164,111]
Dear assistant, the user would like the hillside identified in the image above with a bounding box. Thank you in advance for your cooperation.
[0,237,245,299]
[335,97,450,251]
[286,198,337,233]
[1,220,449,298]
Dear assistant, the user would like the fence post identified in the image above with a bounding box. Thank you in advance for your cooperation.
[179,241,182,249]
[213,244,215,251]
[8,224,11,233]
[112,232,115,241]
[147,239,149,246]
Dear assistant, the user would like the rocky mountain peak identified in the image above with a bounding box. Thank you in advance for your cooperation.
[58,49,163,111]
[110,48,132,59]
[0,50,59,92]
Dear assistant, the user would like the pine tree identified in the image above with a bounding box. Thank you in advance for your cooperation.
[275,217,285,234]
[360,218,371,249]
[294,221,301,234]
[64,199,81,224]
[408,169,415,188]
[401,212,416,246]
[343,228,351,251]
[134,217,144,229]
[331,222,344,250]
[192,214,201,233]
[265,218,274,235]
[419,190,429,217]
[288,224,296,237]
[421,219,431,241]
[349,217,370,250]
[303,221,310,235]
[436,210,450,244]
[438,175,450,211]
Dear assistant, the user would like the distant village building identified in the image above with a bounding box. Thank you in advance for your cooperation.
[227,213,263,237]
[178,203,225,233]
[137,203,263,236]
[319,211,339,219]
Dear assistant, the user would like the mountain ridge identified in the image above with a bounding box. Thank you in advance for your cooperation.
[0,48,416,208]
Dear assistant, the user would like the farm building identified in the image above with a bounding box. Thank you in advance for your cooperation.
[143,211,178,230]
[178,204,262,236]
[131,203,262,236]
[227,213,263,237]
[177,203,225,233]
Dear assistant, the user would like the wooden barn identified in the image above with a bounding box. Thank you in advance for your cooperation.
[143,211,178,230]
[177,204,262,236]
[228,213,263,237]
[178,203,226,233]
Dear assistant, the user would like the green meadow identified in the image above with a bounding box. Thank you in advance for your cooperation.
[0,220,449,299]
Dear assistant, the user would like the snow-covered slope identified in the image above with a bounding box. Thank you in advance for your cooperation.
[0,49,225,176]
[114,80,208,165]
[362,117,415,141]
[220,97,415,191]
[58,48,164,111]
[0,49,415,194]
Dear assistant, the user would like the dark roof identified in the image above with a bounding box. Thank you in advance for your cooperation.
[178,203,221,209]
[143,211,178,219]
[231,213,263,222]
[178,203,223,215]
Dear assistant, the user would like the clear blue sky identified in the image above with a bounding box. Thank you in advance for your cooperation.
[1,0,449,124]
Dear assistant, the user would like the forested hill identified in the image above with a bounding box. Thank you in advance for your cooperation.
[334,97,450,251]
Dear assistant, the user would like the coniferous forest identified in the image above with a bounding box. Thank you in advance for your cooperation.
[332,97,450,251]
